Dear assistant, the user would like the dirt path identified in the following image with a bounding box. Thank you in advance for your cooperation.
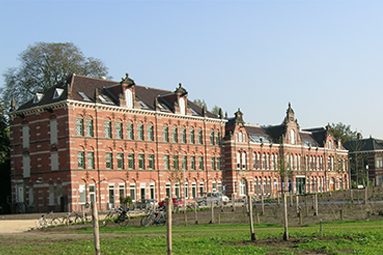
[0,219,36,233]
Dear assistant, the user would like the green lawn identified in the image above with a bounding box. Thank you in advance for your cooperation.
[1,220,383,254]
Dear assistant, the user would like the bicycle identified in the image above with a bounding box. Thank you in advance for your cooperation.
[60,211,84,225]
[140,208,166,227]
[35,211,60,229]
[102,207,120,227]
[114,207,130,226]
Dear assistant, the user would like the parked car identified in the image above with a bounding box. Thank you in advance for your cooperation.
[158,198,184,210]
[194,192,230,206]
[134,199,158,210]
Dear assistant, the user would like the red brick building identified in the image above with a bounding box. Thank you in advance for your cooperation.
[9,74,349,212]
[222,104,349,199]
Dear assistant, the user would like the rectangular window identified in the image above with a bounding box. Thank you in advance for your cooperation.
[78,151,85,169]
[150,183,155,199]
[377,157,383,168]
[173,155,179,170]
[182,155,187,170]
[198,130,203,144]
[128,153,134,170]
[166,183,171,198]
[211,157,216,170]
[210,131,214,145]
[119,184,125,199]
[104,121,111,138]
[184,182,189,199]
[79,184,86,204]
[199,182,204,196]
[116,122,123,139]
[50,118,58,144]
[127,123,133,140]
[191,156,196,170]
[212,182,217,192]
[198,156,204,170]
[23,154,31,178]
[139,154,145,169]
[148,124,154,141]
[130,184,136,201]
[242,153,246,169]
[164,155,170,170]
[87,151,94,169]
[217,157,221,171]
[216,131,220,145]
[148,154,155,169]
[76,118,84,136]
[181,128,186,143]
[86,119,94,137]
[22,124,29,148]
[175,183,180,198]
[51,151,58,171]
[172,127,178,143]
[163,126,169,142]
[190,129,195,144]
[192,183,197,198]
[89,184,96,202]
[117,153,124,169]
[137,124,144,140]
[237,152,241,169]
[106,152,112,169]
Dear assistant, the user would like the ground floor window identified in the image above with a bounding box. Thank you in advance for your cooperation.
[239,179,246,196]
[166,183,171,198]
[130,184,136,201]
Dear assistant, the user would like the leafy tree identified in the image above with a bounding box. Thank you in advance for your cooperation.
[192,99,207,109]
[2,42,110,106]
[330,122,358,144]
[0,103,10,212]
[211,105,221,116]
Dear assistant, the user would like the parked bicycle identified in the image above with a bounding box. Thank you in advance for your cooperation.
[102,206,130,227]
[140,208,166,227]
[35,211,60,229]
[60,211,85,225]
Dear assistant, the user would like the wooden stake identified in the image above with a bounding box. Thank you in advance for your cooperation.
[194,202,198,225]
[248,195,256,241]
[91,202,100,255]
[210,201,214,224]
[167,198,172,255]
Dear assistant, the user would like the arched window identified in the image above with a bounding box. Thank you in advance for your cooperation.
[125,89,133,109]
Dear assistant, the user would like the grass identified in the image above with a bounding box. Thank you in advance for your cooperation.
[2,220,383,254]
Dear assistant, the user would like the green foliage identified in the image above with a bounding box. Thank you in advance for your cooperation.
[330,122,358,144]
[2,42,110,107]
[192,99,207,109]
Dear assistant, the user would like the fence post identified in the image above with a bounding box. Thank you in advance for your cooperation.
[194,202,198,225]
[248,195,256,241]
[231,194,235,211]
[82,204,86,224]
[261,195,265,215]
[167,198,172,255]
[210,201,214,224]
[340,209,343,221]
[91,202,100,255]
[314,193,318,216]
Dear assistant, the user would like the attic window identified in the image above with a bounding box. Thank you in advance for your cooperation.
[33,93,43,104]
[78,92,91,101]
[99,95,107,103]
[140,101,148,108]
[53,88,64,99]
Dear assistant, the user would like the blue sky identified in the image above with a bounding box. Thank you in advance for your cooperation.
[1,1,383,139]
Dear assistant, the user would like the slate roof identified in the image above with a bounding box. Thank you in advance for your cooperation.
[15,74,219,119]
[344,137,383,152]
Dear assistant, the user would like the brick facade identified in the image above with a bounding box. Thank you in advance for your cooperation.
[9,74,349,213]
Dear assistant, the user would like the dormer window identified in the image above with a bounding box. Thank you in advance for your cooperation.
[125,89,133,109]
[53,88,64,99]
[78,91,90,101]
[179,97,185,115]
[291,129,295,144]
[33,93,43,104]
